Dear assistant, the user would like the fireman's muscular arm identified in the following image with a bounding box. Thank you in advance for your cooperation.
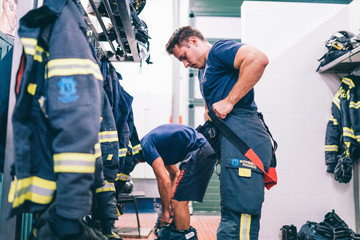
[212,45,269,119]
[152,157,172,226]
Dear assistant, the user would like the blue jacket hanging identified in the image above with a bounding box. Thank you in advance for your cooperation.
[9,0,102,219]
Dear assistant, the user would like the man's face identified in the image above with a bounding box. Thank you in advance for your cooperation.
[172,38,205,69]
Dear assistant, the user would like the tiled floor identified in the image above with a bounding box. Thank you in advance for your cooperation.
[114,213,221,240]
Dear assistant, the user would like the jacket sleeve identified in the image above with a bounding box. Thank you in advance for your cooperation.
[45,0,102,219]
[325,104,342,173]
[348,78,360,158]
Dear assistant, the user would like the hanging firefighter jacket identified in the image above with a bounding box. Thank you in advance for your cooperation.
[127,108,143,160]
[9,0,102,219]
[92,88,119,220]
[325,76,360,182]
[100,58,143,193]
[101,59,133,168]
[0,47,13,173]
[115,108,144,196]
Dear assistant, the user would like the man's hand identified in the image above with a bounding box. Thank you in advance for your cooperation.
[204,103,210,121]
[212,98,234,119]
[211,45,268,119]
[161,210,171,226]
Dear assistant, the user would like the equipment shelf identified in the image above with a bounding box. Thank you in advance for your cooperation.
[84,0,141,62]
[318,45,360,73]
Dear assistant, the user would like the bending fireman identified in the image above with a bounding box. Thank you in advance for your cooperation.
[140,123,217,239]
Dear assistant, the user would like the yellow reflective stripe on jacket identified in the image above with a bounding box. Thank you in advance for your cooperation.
[343,127,356,139]
[350,101,360,109]
[8,176,56,208]
[240,213,251,240]
[107,154,113,161]
[94,142,102,159]
[96,181,115,193]
[325,145,338,152]
[132,144,142,155]
[46,58,103,80]
[21,38,48,62]
[27,83,37,95]
[329,115,338,125]
[116,173,128,181]
[342,77,355,89]
[53,153,95,173]
[21,37,37,47]
[332,95,340,110]
[99,131,118,143]
[333,90,341,109]
[119,148,127,158]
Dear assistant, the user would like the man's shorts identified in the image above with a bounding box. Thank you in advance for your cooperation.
[171,141,217,202]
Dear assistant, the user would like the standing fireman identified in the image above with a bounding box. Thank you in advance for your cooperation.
[166,26,274,239]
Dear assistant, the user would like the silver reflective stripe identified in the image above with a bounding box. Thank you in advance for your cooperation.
[54,160,94,167]
[119,148,127,157]
[240,214,251,240]
[96,181,115,193]
[29,185,54,197]
[47,59,103,80]
[133,144,142,152]
[99,131,118,142]
[116,173,128,181]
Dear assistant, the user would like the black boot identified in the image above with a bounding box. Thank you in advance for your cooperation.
[280,225,297,240]
[157,224,197,240]
[324,210,349,229]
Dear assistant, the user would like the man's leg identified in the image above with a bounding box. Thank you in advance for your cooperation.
[171,199,190,230]
[217,208,260,240]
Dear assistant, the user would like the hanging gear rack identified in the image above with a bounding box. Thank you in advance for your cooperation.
[82,0,144,62]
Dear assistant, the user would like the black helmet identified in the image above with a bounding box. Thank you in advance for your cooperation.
[326,30,355,51]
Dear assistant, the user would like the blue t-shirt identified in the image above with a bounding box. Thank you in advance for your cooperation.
[140,124,207,166]
[198,40,257,110]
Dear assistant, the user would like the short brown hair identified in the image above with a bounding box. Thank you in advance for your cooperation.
[166,26,205,54]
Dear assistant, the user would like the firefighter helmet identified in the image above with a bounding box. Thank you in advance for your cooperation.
[325,31,355,51]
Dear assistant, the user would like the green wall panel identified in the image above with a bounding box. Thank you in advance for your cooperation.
[190,0,353,17]
[193,172,221,214]
[240,0,352,5]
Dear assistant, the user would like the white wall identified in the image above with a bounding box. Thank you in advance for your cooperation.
[242,1,359,239]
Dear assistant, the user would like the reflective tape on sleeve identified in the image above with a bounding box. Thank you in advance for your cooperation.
[53,153,96,173]
[99,131,119,143]
[116,173,128,181]
[325,145,339,152]
[132,144,142,154]
[96,181,115,193]
[9,176,56,208]
[46,58,103,80]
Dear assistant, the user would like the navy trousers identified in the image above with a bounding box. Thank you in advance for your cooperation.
[217,109,273,240]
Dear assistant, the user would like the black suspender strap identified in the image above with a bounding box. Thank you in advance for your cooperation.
[208,109,277,190]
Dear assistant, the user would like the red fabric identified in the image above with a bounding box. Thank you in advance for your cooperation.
[245,149,277,190]
[16,55,25,95]
[172,169,184,198]
[244,149,265,172]
[264,167,277,190]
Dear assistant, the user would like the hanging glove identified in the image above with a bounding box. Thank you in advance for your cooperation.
[334,156,353,183]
